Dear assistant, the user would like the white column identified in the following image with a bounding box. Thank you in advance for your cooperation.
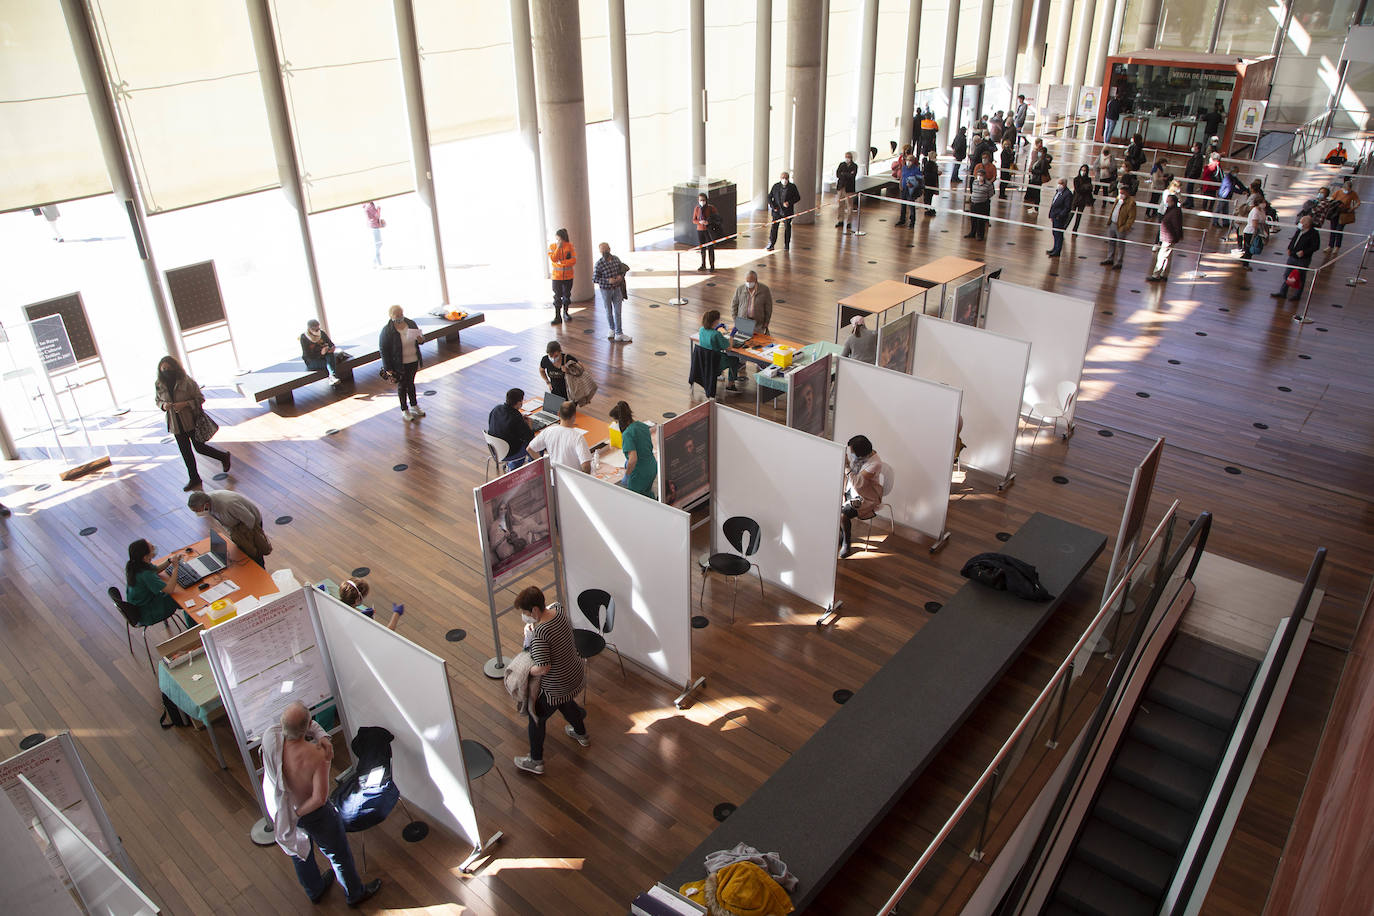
[609,0,635,247]
[976,0,997,76]
[788,0,824,221]
[814,0,830,197]
[1049,0,1074,85]
[753,0,773,210]
[854,0,881,176]
[1067,0,1097,129]
[1138,0,1163,50]
[1088,0,1119,93]
[940,0,960,152]
[531,0,595,303]
[1025,0,1052,86]
[690,0,707,179]
[391,0,450,307]
[1002,0,1028,108]
[510,0,550,277]
[899,0,923,150]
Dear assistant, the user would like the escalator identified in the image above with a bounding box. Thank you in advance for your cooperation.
[1044,633,1260,916]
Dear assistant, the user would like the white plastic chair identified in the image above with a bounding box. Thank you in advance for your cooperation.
[1027,381,1078,449]
[483,432,510,481]
[860,462,896,544]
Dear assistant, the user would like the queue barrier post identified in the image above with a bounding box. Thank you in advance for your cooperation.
[1347,233,1371,287]
[670,249,688,307]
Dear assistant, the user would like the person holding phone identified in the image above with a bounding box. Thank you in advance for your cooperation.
[379,305,425,421]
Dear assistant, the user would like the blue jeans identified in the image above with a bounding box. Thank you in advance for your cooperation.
[503,453,529,472]
[304,353,338,378]
[1050,227,1065,253]
[1103,118,1117,142]
[598,285,625,335]
[292,803,364,902]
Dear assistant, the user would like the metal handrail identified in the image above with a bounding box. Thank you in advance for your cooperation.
[876,500,1181,915]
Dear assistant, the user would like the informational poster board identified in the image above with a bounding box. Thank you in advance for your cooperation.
[1120,437,1164,553]
[27,314,77,374]
[1234,99,1267,138]
[787,354,831,437]
[309,589,483,855]
[0,733,131,879]
[658,402,711,509]
[0,790,78,915]
[876,311,915,375]
[948,277,982,326]
[24,294,97,364]
[474,459,554,586]
[200,589,333,746]
[1078,86,1099,118]
[165,260,228,332]
[18,776,159,915]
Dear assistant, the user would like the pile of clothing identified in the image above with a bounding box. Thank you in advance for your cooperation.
[679,844,796,916]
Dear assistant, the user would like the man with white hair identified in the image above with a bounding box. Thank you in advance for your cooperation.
[840,314,877,364]
[261,702,381,906]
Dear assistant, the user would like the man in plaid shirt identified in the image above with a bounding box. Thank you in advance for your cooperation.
[592,242,632,343]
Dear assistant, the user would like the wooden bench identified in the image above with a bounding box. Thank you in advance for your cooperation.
[660,512,1106,910]
[236,312,484,406]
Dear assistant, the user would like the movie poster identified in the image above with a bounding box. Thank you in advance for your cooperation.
[877,311,915,375]
[474,459,554,585]
[659,402,711,509]
[950,277,982,327]
[787,354,831,438]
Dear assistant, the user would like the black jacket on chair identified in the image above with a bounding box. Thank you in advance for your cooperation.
[332,726,400,832]
[378,318,422,376]
[688,344,721,399]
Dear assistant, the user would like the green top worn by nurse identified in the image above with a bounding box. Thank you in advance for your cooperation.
[124,538,190,627]
[608,400,658,498]
[697,308,743,390]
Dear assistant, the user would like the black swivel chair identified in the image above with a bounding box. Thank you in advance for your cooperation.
[699,516,766,624]
[574,589,626,683]
[108,586,184,673]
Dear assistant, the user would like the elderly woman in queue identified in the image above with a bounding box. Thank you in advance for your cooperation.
[156,356,231,492]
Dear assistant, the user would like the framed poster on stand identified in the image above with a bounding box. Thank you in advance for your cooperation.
[657,401,712,511]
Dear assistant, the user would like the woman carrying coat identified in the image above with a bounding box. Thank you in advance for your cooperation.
[156,356,231,492]
[1071,165,1095,231]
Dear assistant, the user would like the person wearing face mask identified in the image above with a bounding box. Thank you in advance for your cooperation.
[730,271,773,334]
[379,304,426,420]
[1101,184,1137,270]
[921,150,940,214]
[156,355,232,492]
[950,127,967,183]
[839,435,883,559]
[187,489,272,568]
[547,228,576,323]
[766,171,801,251]
[692,193,719,270]
[512,586,588,776]
[124,538,190,627]
[895,152,922,227]
[836,152,858,232]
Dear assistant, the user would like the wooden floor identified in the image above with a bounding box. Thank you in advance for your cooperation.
[1,162,1370,915]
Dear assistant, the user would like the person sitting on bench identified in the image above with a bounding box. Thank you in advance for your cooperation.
[299,320,343,387]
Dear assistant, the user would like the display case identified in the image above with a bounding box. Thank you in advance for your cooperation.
[1097,50,1276,154]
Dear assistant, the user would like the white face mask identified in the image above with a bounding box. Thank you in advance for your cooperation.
[698,199,706,207]
[746,281,756,289]
[845,157,853,164]
[780,178,789,186]
[195,510,210,518]
[521,612,539,626]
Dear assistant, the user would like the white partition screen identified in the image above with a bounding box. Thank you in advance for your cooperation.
[310,590,482,853]
[913,316,1030,482]
[984,279,1093,424]
[552,465,692,688]
[832,358,962,540]
[713,406,846,611]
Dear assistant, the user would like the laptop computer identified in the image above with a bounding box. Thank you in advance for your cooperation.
[529,392,568,431]
[175,530,229,588]
[730,316,757,346]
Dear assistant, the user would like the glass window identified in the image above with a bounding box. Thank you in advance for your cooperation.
[412,0,518,142]
[705,0,760,199]
[918,0,949,89]
[824,0,862,172]
[581,0,613,123]
[1270,0,1361,124]
[1214,0,1281,56]
[1108,62,1237,146]
[626,1,690,231]
[1155,0,1223,52]
[874,0,913,149]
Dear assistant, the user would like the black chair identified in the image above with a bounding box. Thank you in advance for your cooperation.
[461,738,514,804]
[699,516,766,624]
[107,586,184,673]
[574,589,626,683]
[688,343,722,398]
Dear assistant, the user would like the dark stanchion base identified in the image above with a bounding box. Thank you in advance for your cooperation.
[402,821,429,843]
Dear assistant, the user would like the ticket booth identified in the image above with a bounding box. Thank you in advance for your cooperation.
[1097,50,1276,155]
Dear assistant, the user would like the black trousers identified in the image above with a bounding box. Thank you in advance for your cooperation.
[174,432,228,486]
[769,214,793,248]
[551,278,572,312]
[970,200,990,238]
[397,361,419,410]
[999,169,1011,199]
[696,228,715,267]
[528,692,587,760]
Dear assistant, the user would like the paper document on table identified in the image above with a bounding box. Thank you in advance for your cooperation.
[200,580,239,603]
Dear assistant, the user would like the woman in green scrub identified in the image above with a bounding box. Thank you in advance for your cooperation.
[124,539,187,626]
[608,401,658,498]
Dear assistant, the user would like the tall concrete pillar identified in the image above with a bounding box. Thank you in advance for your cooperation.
[1049,0,1074,85]
[59,0,185,362]
[1001,0,1026,110]
[531,0,595,302]
[854,0,881,176]
[814,0,830,197]
[1067,0,1097,127]
[787,0,824,222]
[1088,0,1119,94]
[1026,0,1052,86]
[899,0,922,150]
[976,0,997,76]
[940,1,960,151]
[511,0,551,277]
[690,0,707,179]
[609,0,635,246]
[753,0,773,209]
[392,0,450,307]
[1138,0,1163,50]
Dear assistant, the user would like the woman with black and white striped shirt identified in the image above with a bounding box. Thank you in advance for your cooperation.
[513,587,589,775]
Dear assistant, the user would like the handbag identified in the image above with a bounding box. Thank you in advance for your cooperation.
[1286,269,1302,290]
[563,359,598,406]
[191,409,219,444]
[1339,210,1356,225]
